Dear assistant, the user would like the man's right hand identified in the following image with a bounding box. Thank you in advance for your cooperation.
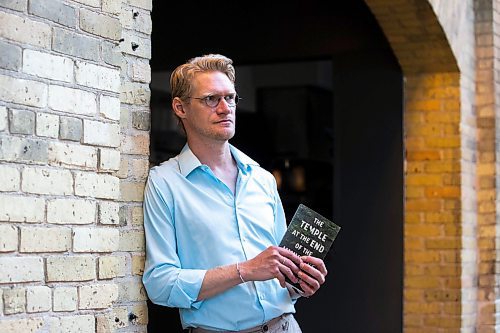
[238,246,303,288]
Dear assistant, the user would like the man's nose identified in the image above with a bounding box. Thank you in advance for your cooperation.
[215,98,232,114]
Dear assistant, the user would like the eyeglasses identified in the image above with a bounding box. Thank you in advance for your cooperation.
[187,93,241,108]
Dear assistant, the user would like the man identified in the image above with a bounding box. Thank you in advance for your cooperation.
[143,54,328,332]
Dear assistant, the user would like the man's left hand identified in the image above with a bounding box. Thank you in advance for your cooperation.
[297,256,328,297]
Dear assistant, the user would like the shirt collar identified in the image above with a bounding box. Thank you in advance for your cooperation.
[177,143,260,177]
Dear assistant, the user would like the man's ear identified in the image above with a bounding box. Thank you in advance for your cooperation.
[172,97,187,119]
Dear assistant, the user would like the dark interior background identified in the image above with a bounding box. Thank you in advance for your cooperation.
[148,1,403,332]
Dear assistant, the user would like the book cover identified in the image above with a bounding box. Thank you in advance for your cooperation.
[279,203,341,293]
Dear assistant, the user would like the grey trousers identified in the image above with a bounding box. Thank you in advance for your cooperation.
[189,313,302,333]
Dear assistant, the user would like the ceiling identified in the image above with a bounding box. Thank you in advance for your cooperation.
[150,0,392,71]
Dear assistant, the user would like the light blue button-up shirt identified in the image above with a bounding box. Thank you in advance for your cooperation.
[142,143,296,331]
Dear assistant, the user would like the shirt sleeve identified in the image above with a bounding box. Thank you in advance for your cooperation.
[142,169,206,309]
[271,175,288,243]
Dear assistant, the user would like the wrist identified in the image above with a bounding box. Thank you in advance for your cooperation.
[236,262,246,283]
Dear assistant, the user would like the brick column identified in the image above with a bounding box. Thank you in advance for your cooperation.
[0,0,151,332]
[473,1,497,332]
[364,0,477,332]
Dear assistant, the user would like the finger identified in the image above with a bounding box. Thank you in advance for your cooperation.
[276,271,286,288]
[301,256,327,276]
[299,279,315,297]
[278,247,303,266]
[298,269,321,290]
[280,256,300,276]
[279,261,299,283]
[300,262,326,285]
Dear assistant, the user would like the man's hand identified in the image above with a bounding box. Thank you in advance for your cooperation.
[239,246,303,288]
[297,256,328,297]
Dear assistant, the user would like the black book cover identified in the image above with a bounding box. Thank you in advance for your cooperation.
[279,204,341,293]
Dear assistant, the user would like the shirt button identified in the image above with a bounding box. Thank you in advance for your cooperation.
[259,294,264,300]
[263,324,269,332]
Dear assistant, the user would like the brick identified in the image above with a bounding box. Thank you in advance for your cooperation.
[101,40,121,66]
[46,256,95,282]
[59,116,83,141]
[0,318,44,333]
[48,142,98,169]
[99,147,120,171]
[20,226,71,252]
[83,119,120,147]
[0,40,21,70]
[76,61,120,92]
[24,49,74,83]
[118,205,127,225]
[130,303,148,325]
[98,255,126,279]
[120,82,151,105]
[79,283,118,310]
[127,0,152,11]
[120,133,149,155]
[102,0,122,15]
[120,7,152,34]
[36,112,59,138]
[48,85,97,116]
[132,255,145,275]
[0,164,20,191]
[80,8,121,40]
[132,111,150,130]
[73,0,100,7]
[47,198,96,224]
[52,27,100,61]
[26,286,51,313]
[22,167,73,195]
[130,158,149,180]
[28,0,76,27]
[0,194,45,222]
[120,105,129,129]
[119,229,145,251]
[120,181,145,202]
[0,11,51,48]
[0,225,17,252]
[132,61,151,83]
[0,257,44,283]
[0,74,47,107]
[100,94,120,120]
[73,227,119,252]
[115,157,128,179]
[117,280,147,302]
[0,106,6,131]
[50,315,95,333]
[131,206,143,225]
[9,108,35,134]
[99,201,120,225]
[53,287,77,312]
[120,30,151,59]
[3,288,25,314]
[0,0,27,11]
[96,307,128,332]
[75,172,119,199]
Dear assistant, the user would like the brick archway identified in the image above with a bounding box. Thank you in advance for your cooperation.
[364,0,477,331]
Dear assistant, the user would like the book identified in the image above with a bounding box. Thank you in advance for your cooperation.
[279,204,341,294]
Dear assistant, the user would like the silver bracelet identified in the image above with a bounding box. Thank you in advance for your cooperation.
[236,262,246,283]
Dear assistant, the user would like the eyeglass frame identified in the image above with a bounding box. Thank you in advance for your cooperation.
[186,93,242,108]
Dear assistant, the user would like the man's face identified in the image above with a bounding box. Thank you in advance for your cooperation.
[180,71,236,143]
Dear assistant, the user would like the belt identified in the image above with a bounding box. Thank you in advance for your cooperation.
[190,313,291,333]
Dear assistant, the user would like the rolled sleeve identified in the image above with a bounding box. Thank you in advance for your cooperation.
[169,269,207,309]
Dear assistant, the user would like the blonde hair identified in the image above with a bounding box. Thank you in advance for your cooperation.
[170,54,236,100]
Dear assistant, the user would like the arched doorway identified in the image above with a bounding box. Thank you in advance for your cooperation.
[149,1,404,331]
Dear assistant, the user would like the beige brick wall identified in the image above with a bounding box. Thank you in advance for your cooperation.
[0,0,151,332]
